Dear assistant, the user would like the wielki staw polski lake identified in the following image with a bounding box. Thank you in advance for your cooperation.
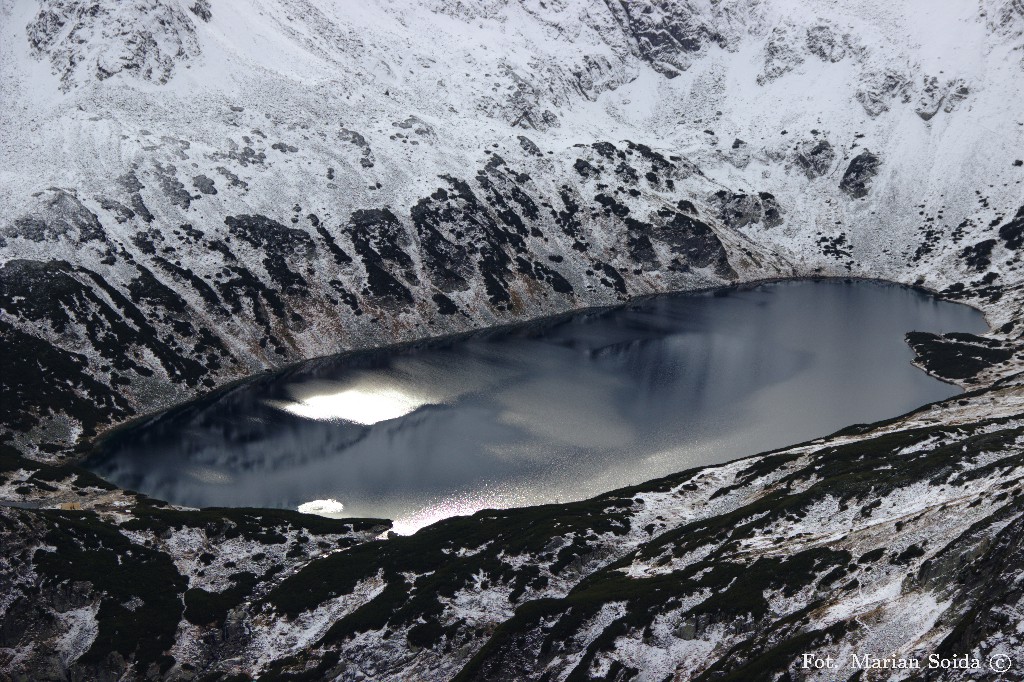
[88,280,987,533]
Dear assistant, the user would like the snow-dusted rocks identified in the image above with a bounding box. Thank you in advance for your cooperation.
[27,0,203,91]
[839,150,880,199]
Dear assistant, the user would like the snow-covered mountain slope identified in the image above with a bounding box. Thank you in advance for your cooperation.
[4,1,1024,680]
[2,0,1024,454]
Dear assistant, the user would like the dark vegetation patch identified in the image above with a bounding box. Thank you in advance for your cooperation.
[33,510,186,670]
[260,415,1024,678]
[410,169,548,310]
[224,215,316,295]
[349,208,417,303]
[314,224,353,266]
[184,572,258,627]
[192,174,217,195]
[432,292,460,314]
[858,548,886,563]
[410,186,473,294]
[694,620,853,682]
[891,542,925,565]
[940,272,1004,304]
[515,257,574,294]
[121,504,389,544]
[997,205,1024,250]
[150,255,223,310]
[592,260,628,295]
[0,316,132,437]
[261,494,639,677]
[215,263,287,332]
[0,442,117,492]
[906,331,1013,382]
[960,239,996,271]
[932,501,1024,658]
[453,417,1024,680]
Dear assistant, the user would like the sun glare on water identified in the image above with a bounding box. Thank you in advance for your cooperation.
[297,498,346,515]
[267,381,432,425]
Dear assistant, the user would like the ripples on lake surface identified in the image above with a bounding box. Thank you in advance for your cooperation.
[87,280,988,533]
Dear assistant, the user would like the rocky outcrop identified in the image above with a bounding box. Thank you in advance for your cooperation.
[602,0,732,78]
[916,76,971,120]
[839,150,881,198]
[27,0,203,91]
[0,481,390,681]
[758,23,805,85]
[805,23,849,62]
[997,205,1024,249]
[855,69,913,116]
[709,190,783,229]
[793,137,835,178]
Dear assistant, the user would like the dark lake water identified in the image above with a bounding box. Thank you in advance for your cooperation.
[87,280,987,533]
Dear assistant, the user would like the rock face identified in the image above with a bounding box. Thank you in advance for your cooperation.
[602,0,735,78]
[839,150,881,198]
[3,0,1024,679]
[26,0,203,90]
[805,23,849,62]
[758,23,805,85]
[710,190,783,230]
[793,137,836,178]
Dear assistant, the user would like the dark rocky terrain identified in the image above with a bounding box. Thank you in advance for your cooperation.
[2,0,1024,679]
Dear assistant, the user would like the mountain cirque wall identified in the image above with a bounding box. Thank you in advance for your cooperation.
[3,0,1024,679]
